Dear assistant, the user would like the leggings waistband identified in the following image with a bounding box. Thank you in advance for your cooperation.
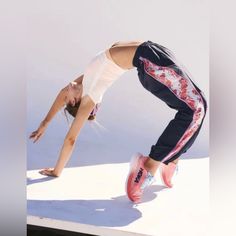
[132,41,150,68]
[132,40,176,68]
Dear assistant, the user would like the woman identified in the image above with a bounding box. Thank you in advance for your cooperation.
[29,40,207,203]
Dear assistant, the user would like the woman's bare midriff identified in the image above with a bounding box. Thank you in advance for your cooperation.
[105,41,144,70]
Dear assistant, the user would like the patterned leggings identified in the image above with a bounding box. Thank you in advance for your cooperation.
[132,41,207,165]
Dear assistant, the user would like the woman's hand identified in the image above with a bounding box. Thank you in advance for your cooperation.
[29,121,47,143]
[39,168,59,177]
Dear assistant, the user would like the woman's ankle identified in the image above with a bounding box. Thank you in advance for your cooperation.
[171,158,179,164]
[144,157,161,176]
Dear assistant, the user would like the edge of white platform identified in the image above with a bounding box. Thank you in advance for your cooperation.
[27,215,151,236]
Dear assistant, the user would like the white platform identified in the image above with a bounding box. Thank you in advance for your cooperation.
[27,157,209,236]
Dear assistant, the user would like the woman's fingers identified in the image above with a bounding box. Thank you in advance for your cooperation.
[29,130,44,142]
[29,131,37,138]
[29,130,40,137]
[33,133,42,143]
[39,168,55,176]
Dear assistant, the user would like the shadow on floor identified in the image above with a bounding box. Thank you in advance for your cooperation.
[27,185,166,227]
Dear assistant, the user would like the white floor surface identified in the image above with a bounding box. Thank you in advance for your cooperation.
[27,157,209,236]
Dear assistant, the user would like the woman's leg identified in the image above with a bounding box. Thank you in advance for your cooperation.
[126,41,207,202]
[138,58,207,175]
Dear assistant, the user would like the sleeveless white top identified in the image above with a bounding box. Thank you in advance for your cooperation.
[82,50,127,104]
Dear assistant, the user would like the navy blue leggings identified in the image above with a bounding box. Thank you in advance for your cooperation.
[133,41,207,165]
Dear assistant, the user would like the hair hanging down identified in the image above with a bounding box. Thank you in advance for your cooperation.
[64,102,100,121]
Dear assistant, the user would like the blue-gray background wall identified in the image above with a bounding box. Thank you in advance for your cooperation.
[27,0,209,170]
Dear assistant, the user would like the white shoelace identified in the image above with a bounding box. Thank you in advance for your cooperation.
[141,172,155,190]
[175,164,179,175]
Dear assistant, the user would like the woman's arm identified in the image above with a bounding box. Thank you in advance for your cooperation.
[41,95,95,177]
[29,75,84,143]
[29,88,67,142]
[42,73,84,125]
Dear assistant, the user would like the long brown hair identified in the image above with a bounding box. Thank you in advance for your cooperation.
[64,102,97,120]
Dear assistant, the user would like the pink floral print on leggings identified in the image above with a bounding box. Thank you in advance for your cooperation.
[140,56,205,163]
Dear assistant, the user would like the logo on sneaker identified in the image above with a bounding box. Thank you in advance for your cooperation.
[134,167,144,183]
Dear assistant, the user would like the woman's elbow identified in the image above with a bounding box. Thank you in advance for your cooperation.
[64,136,76,146]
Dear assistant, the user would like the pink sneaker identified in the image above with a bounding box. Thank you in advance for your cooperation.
[160,162,177,188]
[126,153,154,203]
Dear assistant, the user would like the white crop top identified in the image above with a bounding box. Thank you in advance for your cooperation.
[82,50,127,104]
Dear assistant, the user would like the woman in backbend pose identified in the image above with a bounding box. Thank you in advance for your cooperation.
[29,40,207,203]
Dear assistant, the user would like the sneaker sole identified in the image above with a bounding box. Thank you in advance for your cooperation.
[125,153,144,202]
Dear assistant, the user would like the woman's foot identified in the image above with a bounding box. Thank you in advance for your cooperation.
[144,156,179,188]
[159,160,179,188]
[143,157,161,176]
[126,153,155,203]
